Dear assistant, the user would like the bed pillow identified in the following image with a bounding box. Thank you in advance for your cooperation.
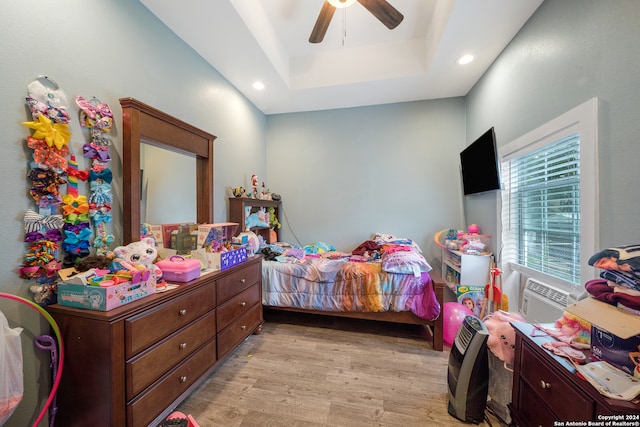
[381,250,432,276]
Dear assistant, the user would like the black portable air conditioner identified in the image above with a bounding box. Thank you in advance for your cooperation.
[447,315,489,424]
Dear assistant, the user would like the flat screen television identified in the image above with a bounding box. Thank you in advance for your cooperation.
[460,127,501,195]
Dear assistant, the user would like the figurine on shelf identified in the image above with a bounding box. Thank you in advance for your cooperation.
[251,174,258,199]
[231,186,245,198]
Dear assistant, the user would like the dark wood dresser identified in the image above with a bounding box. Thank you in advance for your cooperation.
[509,322,640,426]
[47,255,263,427]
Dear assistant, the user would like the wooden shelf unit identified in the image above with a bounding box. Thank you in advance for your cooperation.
[229,197,281,243]
[440,247,492,292]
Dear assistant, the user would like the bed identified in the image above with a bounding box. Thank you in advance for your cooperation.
[260,241,445,351]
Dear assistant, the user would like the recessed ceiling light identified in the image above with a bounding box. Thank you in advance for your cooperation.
[457,54,474,65]
[252,81,265,90]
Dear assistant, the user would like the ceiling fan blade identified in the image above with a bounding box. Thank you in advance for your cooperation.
[357,0,404,29]
[309,1,336,43]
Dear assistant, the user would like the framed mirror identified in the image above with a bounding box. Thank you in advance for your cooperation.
[120,98,215,244]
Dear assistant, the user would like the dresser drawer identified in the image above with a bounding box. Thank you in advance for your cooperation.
[126,310,217,399]
[520,343,593,421]
[217,262,260,304]
[126,339,217,427]
[217,284,260,331]
[516,379,558,427]
[125,285,216,357]
[217,303,262,359]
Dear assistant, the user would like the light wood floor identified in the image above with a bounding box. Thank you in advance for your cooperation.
[175,310,509,427]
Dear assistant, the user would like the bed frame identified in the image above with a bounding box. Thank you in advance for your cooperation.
[263,270,445,351]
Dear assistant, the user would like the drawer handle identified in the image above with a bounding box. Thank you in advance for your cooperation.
[241,325,247,330]
[179,342,187,349]
[180,376,187,383]
[240,278,246,284]
[179,309,187,316]
[240,301,246,307]
[540,380,551,389]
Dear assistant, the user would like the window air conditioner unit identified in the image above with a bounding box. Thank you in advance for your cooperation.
[520,278,576,323]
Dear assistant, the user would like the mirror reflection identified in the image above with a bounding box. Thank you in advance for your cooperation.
[140,143,196,225]
[120,97,215,244]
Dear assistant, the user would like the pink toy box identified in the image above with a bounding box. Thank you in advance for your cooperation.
[57,273,156,311]
[157,255,201,282]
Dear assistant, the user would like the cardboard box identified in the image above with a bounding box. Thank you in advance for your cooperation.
[57,276,156,311]
[206,247,247,271]
[146,224,164,247]
[162,223,195,249]
[565,297,640,376]
[197,222,238,249]
[456,284,484,317]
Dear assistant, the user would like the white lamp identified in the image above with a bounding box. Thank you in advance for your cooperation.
[328,0,357,8]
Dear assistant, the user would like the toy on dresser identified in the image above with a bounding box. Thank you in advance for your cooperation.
[113,237,163,281]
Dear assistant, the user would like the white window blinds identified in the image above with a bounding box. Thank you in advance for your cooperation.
[501,134,581,285]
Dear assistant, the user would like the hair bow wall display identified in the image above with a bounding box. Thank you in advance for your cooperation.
[19,77,72,300]
[19,77,119,305]
[76,95,114,255]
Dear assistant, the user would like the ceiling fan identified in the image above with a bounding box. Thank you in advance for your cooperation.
[309,0,404,44]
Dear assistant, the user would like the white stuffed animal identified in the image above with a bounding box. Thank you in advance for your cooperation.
[113,237,163,280]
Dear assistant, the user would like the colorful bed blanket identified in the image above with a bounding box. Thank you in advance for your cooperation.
[262,257,440,321]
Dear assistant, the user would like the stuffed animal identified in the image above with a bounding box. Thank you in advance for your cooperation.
[244,206,269,229]
[268,207,281,230]
[113,237,162,280]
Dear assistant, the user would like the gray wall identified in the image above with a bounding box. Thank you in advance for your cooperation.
[465,0,640,253]
[266,99,467,263]
[0,1,265,425]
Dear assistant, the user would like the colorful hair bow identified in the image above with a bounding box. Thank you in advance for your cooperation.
[62,202,89,217]
[93,234,115,249]
[62,240,91,255]
[28,168,66,186]
[19,260,61,280]
[91,212,112,225]
[89,202,111,215]
[23,114,72,150]
[25,230,63,243]
[27,136,69,172]
[82,144,111,162]
[64,212,90,225]
[89,168,112,184]
[63,228,93,244]
[23,241,58,267]
[63,222,90,232]
[75,96,113,120]
[89,190,113,206]
[91,159,109,172]
[62,194,88,206]
[25,96,70,124]
[24,210,64,233]
[67,167,89,181]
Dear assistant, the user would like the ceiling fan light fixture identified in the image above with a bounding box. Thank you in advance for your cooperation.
[328,0,357,9]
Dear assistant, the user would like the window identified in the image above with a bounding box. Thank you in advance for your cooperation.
[499,98,599,288]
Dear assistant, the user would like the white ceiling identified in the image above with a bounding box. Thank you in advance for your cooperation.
[139,0,543,115]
